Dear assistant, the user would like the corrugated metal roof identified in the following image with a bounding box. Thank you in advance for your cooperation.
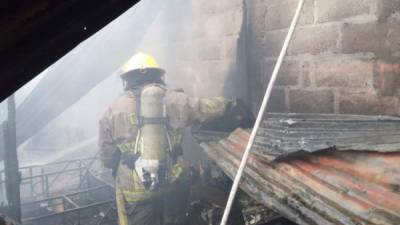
[194,114,400,225]
[254,113,400,160]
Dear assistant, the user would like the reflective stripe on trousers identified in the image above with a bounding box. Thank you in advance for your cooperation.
[116,188,129,225]
[120,164,184,203]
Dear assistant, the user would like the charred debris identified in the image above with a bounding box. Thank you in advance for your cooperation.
[193,113,400,225]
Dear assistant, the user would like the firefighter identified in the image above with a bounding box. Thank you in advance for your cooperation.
[98,52,251,225]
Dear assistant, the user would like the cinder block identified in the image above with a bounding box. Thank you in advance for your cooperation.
[247,54,263,80]
[219,0,242,11]
[267,88,287,112]
[264,30,287,57]
[300,61,312,87]
[315,0,371,23]
[247,35,269,65]
[250,84,264,113]
[248,60,265,111]
[178,41,199,61]
[374,60,400,96]
[265,0,314,31]
[388,14,400,52]
[290,89,335,113]
[314,58,373,88]
[342,22,381,54]
[223,36,239,59]
[202,14,224,37]
[289,25,339,55]
[264,60,300,86]
[339,92,398,115]
[183,21,203,40]
[192,62,228,97]
[198,39,222,60]
[247,3,267,37]
[377,0,400,20]
[221,9,244,36]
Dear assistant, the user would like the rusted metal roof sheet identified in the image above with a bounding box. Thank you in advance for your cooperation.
[194,120,400,225]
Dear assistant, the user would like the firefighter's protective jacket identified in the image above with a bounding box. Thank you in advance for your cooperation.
[98,86,229,203]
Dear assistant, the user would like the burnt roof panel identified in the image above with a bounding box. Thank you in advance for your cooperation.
[254,113,400,160]
[193,124,400,225]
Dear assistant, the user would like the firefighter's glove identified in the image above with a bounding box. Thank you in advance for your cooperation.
[196,99,254,132]
[111,152,121,179]
[224,99,255,129]
[121,152,139,170]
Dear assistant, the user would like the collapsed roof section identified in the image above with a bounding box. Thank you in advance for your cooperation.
[254,113,400,161]
[193,113,400,225]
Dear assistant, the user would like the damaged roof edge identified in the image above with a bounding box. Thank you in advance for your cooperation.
[193,113,400,225]
[255,113,400,159]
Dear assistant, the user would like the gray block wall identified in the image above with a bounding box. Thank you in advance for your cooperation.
[136,0,400,116]
[137,0,247,100]
[247,0,400,115]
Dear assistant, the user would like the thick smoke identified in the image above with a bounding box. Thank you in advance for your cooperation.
[5,0,247,166]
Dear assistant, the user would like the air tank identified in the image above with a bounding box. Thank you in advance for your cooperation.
[139,84,169,160]
[135,84,170,190]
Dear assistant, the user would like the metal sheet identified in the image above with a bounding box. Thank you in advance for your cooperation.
[195,127,400,225]
[253,113,400,160]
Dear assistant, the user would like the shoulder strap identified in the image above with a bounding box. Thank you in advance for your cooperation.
[132,88,142,154]
[133,89,143,127]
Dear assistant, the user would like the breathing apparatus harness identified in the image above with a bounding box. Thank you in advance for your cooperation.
[122,84,174,191]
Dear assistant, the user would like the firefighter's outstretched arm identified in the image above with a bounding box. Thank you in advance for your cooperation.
[192,97,255,131]
[165,91,228,127]
[166,91,254,131]
[188,97,230,124]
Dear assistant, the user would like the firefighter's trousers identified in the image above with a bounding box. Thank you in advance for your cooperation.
[116,177,190,225]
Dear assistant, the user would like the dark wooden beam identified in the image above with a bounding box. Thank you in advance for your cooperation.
[0,0,140,101]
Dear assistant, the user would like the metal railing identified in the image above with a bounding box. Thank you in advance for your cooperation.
[0,158,96,202]
[21,185,115,225]
[0,158,117,225]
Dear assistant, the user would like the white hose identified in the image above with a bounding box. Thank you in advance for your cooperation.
[219,1,305,224]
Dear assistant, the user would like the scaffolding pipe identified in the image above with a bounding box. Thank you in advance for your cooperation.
[3,94,21,222]
[219,1,305,225]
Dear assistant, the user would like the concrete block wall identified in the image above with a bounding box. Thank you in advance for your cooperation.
[138,0,246,99]
[247,0,400,115]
